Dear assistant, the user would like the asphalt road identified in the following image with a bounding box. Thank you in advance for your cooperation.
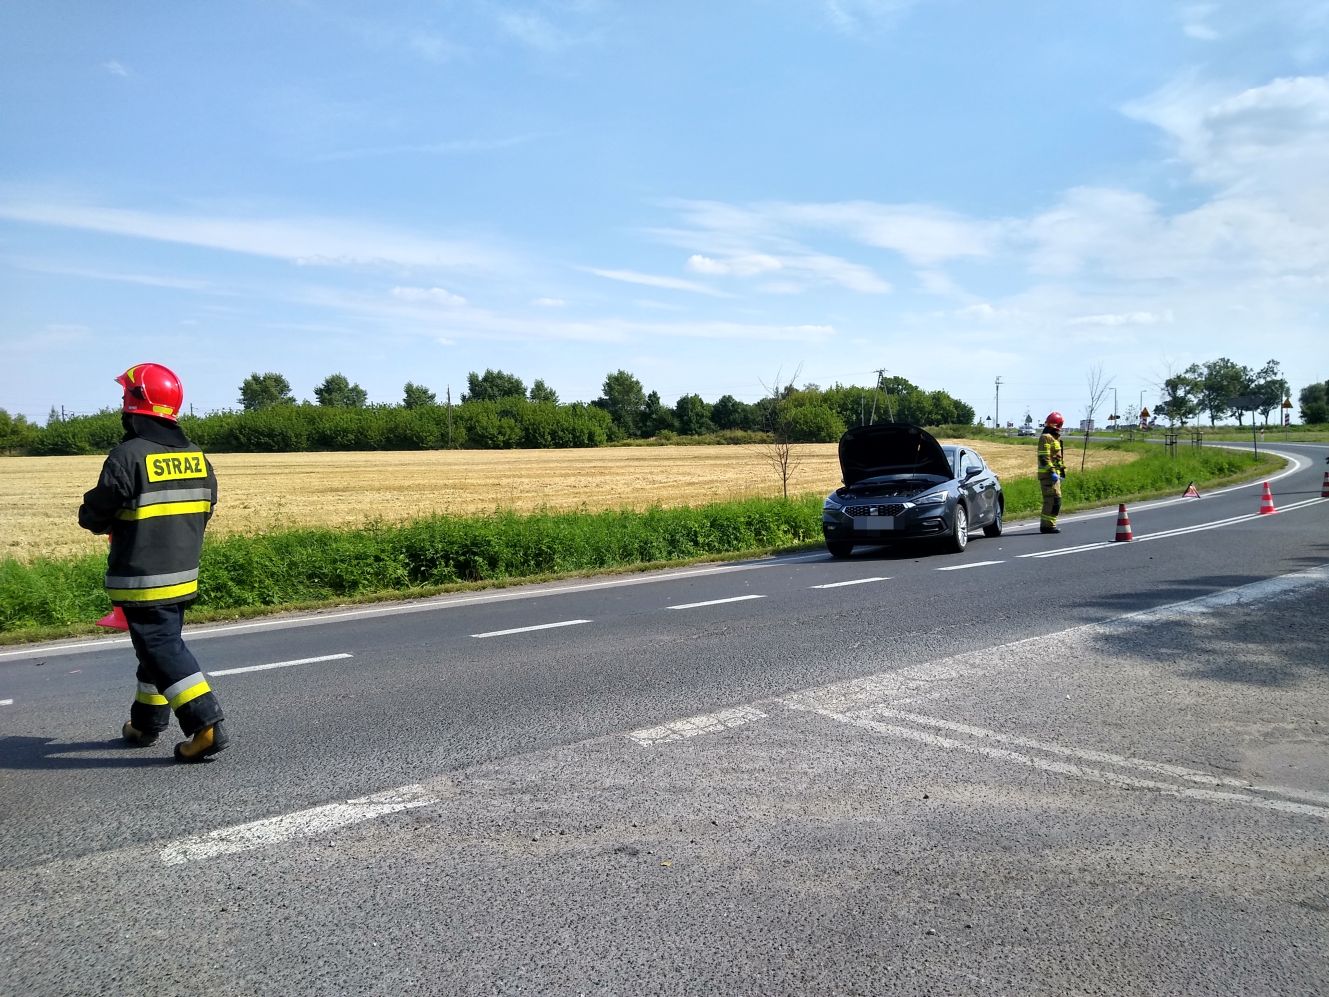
[2,443,1327,995]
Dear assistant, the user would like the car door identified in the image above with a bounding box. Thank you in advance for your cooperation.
[958,449,992,522]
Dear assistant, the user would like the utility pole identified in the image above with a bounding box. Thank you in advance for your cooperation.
[446,385,453,448]
[994,376,1002,433]
[869,368,886,424]
[1112,387,1118,431]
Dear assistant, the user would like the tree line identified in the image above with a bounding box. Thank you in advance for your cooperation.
[2,369,975,455]
[1156,358,1301,427]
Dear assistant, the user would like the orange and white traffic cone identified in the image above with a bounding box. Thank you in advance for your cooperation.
[1321,471,1329,499]
[1258,482,1277,515]
[1113,504,1134,542]
[95,606,128,630]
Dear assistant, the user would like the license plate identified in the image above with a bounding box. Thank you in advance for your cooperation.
[852,516,894,530]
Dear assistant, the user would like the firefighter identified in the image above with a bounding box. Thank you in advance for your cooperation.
[78,363,229,763]
[1037,411,1067,534]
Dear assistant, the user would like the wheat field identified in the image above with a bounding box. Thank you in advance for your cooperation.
[0,439,1131,562]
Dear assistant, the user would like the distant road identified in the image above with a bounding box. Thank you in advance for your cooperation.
[2,443,1327,994]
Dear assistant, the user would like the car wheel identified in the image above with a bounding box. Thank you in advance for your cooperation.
[983,498,1004,538]
[826,541,854,559]
[946,503,969,553]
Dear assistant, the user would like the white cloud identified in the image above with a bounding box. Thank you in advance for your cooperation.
[584,267,727,296]
[391,286,468,306]
[1069,310,1175,327]
[101,60,129,77]
[497,11,576,52]
[532,297,567,307]
[0,193,512,273]
[685,253,782,277]
[313,134,540,163]
[822,0,919,34]
[1180,4,1221,40]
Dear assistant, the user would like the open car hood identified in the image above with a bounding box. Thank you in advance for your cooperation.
[837,423,952,486]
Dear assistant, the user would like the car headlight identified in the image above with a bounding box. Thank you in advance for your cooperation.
[823,497,842,510]
[916,491,947,505]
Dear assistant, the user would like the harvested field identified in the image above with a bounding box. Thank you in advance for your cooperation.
[0,439,1134,562]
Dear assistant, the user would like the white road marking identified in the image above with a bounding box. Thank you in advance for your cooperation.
[1020,497,1327,558]
[0,554,819,661]
[471,619,590,639]
[866,707,1329,807]
[160,785,436,865]
[208,653,353,677]
[820,712,1329,822]
[629,706,768,746]
[810,576,890,589]
[666,594,766,610]
[0,698,12,706]
[935,560,1004,571]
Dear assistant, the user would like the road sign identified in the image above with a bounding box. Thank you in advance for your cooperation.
[1139,407,1150,419]
[1281,397,1293,409]
[1228,394,1260,410]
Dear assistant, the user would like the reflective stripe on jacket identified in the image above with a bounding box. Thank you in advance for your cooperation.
[1036,431,1065,478]
[79,417,218,608]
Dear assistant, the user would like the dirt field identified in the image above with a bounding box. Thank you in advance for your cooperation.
[0,439,1132,562]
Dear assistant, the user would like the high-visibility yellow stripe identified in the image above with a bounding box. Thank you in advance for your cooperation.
[114,500,212,521]
[106,580,199,602]
[169,680,212,710]
[135,690,169,706]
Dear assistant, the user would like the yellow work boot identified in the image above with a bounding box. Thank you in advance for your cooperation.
[121,721,160,747]
[173,722,230,764]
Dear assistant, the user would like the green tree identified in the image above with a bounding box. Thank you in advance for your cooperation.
[1299,381,1329,424]
[595,370,647,437]
[402,382,437,409]
[314,373,368,408]
[239,372,295,411]
[1198,358,1247,427]
[641,391,675,437]
[528,378,560,404]
[1249,360,1287,425]
[0,408,39,453]
[1160,366,1203,425]
[712,394,756,430]
[673,393,713,436]
[463,369,526,402]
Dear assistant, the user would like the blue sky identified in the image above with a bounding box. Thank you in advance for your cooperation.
[2,0,1327,427]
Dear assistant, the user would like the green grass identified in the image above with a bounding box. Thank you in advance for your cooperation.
[0,443,1282,642]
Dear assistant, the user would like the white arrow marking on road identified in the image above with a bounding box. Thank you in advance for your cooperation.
[667,595,766,610]
[471,619,591,638]
[935,561,1004,571]
[810,576,890,589]
[208,653,353,677]
[160,784,436,865]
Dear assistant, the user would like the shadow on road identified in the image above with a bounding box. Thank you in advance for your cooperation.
[0,736,175,770]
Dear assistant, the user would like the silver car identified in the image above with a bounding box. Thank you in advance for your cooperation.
[821,423,1004,557]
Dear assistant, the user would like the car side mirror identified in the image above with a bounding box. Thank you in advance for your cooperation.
[964,466,983,479]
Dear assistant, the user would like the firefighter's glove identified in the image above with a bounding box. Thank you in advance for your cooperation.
[1049,472,1060,484]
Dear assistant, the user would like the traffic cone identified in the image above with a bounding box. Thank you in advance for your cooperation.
[1113,504,1134,542]
[1321,471,1329,499]
[1259,482,1277,515]
[95,606,128,630]
[1182,481,1201,498]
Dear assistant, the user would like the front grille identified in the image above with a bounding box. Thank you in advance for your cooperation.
[845,504,905,517]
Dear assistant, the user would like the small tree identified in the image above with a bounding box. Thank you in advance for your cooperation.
[673,393,713,436]
[1080,363,1113,470]
[753,368,805,499]
[314,373,368,408]
[1299,381,1329,424]
[403,382,437,409]
[528,379,559,405]
[239,372,295,411]
[595,370,647,437]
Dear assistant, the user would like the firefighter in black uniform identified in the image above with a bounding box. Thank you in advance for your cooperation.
[79,363,229,763]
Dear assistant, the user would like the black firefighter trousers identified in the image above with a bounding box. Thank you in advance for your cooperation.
[124,604,224,737]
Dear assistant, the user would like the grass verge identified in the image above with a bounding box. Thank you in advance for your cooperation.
[0,444,1281,643]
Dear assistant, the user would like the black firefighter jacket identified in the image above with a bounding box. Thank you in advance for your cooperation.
[78,415,218,608]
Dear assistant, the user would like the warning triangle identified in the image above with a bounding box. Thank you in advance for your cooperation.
[1182,482,1201,498]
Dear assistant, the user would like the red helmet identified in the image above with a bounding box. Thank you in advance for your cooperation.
[116,363,184,421]
[1044,411,1064,428]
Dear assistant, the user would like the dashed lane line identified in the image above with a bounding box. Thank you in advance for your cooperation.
[935,560,1004,571]
[0,698,12,706]
[809,576,891,589]
[472,619,591,639]
[628,706,768,746]
[666,595,766,610]
[208,653,353,677]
